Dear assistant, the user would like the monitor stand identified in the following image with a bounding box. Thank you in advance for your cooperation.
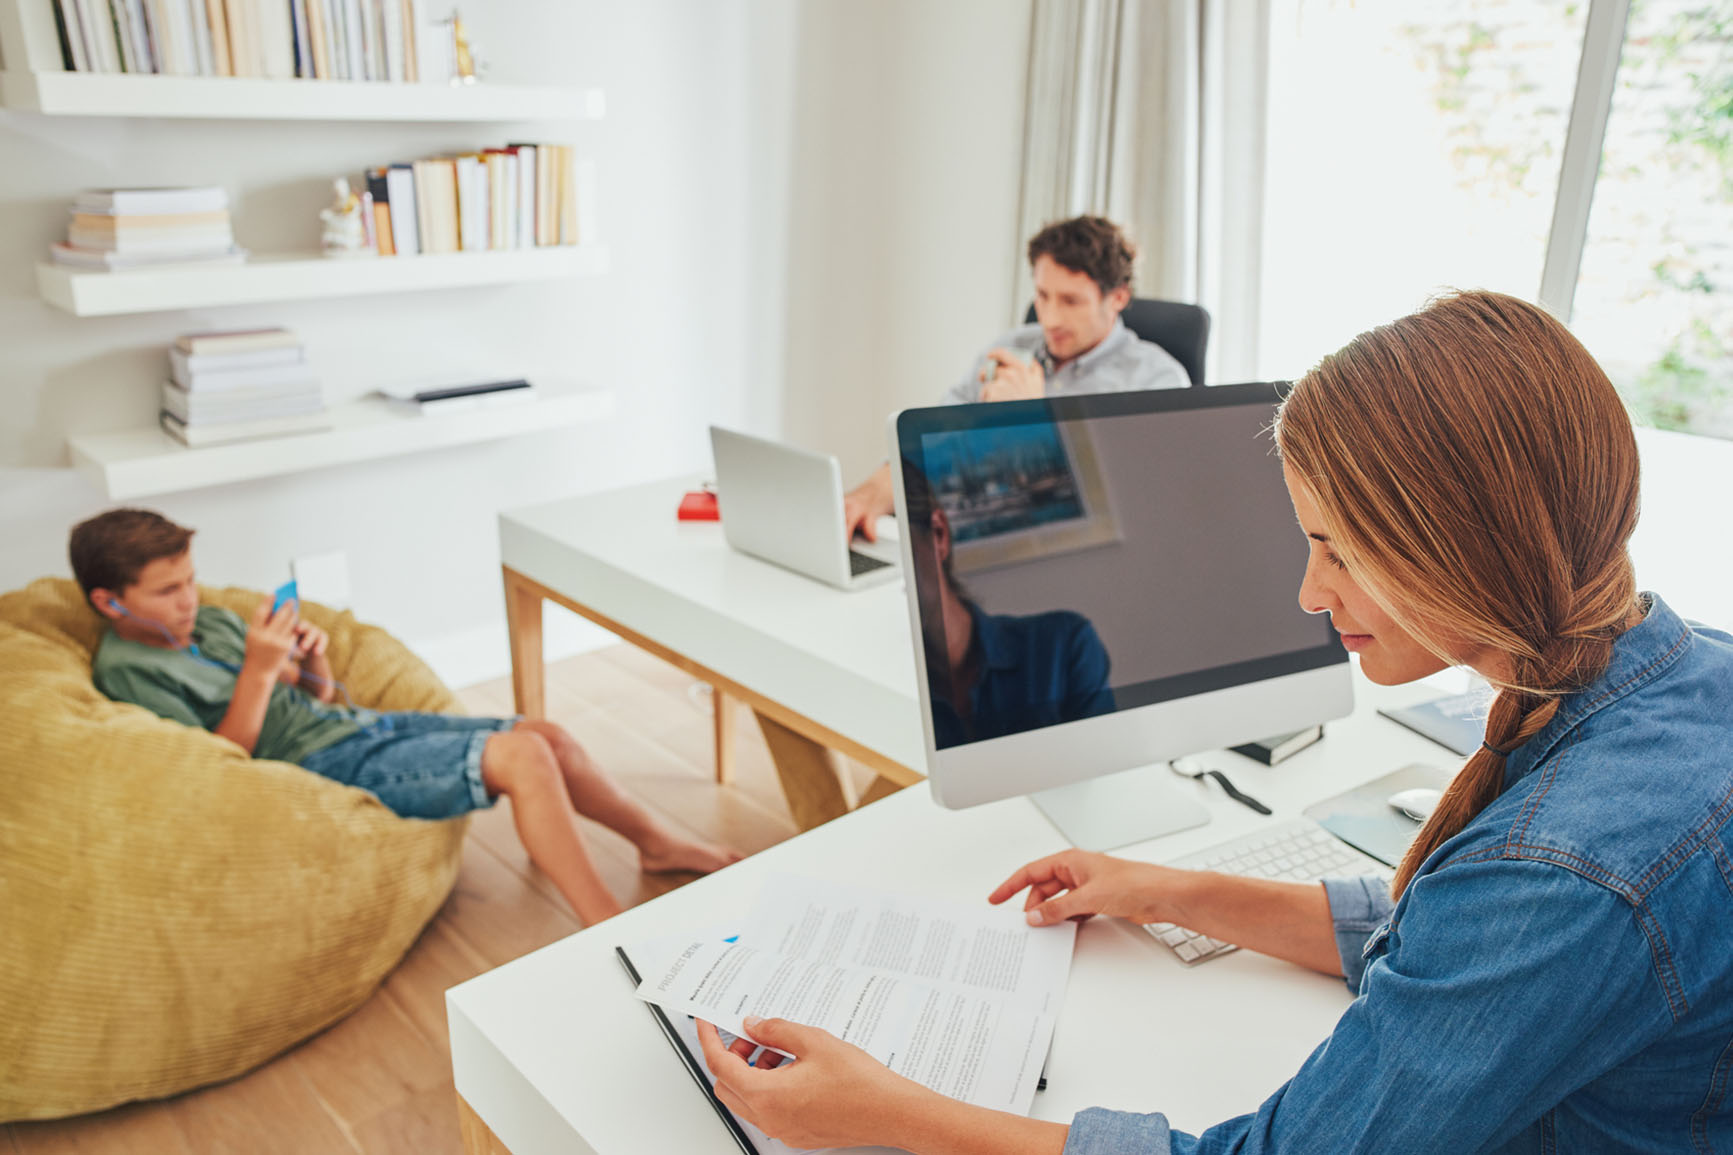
[1031,763,1211,851]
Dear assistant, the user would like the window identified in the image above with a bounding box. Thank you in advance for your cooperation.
[1256,0,1589,380]
[1569,0,1733,439]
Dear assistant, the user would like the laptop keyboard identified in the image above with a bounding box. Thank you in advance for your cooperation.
[849,550,893,576]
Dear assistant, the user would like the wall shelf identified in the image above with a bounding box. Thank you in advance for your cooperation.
[0,70,604,121]
[38,245,609,316]
[67,389,614,499]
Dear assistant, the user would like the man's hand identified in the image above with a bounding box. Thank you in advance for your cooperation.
[978,348,1045,402]
[242,599,300,683]
[843,463,896,543]
[989,849,1182,927]
[698,1017,935,1151]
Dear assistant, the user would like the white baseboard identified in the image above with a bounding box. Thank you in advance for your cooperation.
[410,604,618,691]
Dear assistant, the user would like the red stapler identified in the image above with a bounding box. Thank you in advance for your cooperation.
[677,490,720,521]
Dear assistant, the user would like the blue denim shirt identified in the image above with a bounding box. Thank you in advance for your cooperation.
[1065,594,1733,1154]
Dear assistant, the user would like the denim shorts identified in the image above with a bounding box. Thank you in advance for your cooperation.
[299,711,516,820]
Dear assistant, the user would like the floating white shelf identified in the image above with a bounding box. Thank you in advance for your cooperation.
[38,245,608,316]
[0,70,604,121]
[67,389,614,499]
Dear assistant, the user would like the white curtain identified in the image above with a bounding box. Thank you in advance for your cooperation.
[1014,0,1269,382]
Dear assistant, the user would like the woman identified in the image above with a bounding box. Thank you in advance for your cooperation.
[697,290,1733,1152]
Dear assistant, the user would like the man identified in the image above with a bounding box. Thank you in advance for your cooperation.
[843,215,1190,541]
[71,508,739,927]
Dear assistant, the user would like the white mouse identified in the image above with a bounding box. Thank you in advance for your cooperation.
[1389,787,1443,821]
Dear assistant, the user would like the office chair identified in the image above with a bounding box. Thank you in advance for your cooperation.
[1024,297,1211,386]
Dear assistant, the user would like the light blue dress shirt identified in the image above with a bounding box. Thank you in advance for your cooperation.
[938,319,1189,405]
[1064,594,1733,1153]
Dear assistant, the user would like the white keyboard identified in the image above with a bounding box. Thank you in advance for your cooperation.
[1145,819,1393,966]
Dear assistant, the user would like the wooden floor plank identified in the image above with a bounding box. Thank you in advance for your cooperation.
[8,1101,195,1155]
[10,646,807,1153]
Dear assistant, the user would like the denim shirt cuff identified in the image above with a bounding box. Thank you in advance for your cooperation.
[1064,1107,1174,1154]
[1323,875,1396,993]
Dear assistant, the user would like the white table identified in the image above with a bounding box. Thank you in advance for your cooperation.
[500,477,926,829]
[449,668,1457,1154]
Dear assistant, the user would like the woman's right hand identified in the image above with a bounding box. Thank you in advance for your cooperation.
[989,850,1184,927]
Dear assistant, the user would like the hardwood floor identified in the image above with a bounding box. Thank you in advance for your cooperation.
[6,643,876,1154]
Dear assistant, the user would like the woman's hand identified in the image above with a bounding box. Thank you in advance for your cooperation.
[990,849,1186,927]
[697,1016,935,1151]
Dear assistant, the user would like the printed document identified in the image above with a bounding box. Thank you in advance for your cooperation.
[631,874,1076,1118]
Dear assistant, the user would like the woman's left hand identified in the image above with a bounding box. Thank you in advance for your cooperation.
[697,1016,934,1151]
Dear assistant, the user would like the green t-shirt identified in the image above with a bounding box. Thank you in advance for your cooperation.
[92,604,365,765]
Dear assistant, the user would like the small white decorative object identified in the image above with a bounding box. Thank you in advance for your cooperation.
[319,178,374,258]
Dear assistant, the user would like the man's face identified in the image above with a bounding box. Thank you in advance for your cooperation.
[95,550,200,648]
[1031,254,1131,363]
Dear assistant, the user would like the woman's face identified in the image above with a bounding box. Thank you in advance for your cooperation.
[1282,463,1451,686]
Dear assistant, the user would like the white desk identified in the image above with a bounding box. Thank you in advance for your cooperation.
[499,477,925,829]
[449,672,1456,1154]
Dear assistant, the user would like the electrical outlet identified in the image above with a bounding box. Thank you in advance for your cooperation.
[291,550,352,610]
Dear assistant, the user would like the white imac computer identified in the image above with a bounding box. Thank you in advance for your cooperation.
[889,383,1354,850]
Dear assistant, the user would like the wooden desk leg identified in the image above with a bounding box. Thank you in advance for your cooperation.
[754,710,851,831]
[713,686,736,785]
[503,568,546,720]
[456,1093,514,1154]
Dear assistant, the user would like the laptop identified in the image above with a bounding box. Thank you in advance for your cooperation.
[709,426,900,590]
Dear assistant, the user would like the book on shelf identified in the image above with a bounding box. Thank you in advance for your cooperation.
[170,357,319,392]
[50,243,247,270]
[160,408,333,448]
[375,377,535,414]
[75,187,230,215]
[356,143,582,259]
[175,326,301,355]
[171,344,304,376]
[161,380,325,423]
[49,0,444,83]
[56,187,239,269]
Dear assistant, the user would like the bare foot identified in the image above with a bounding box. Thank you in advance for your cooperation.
[639,833,743,875]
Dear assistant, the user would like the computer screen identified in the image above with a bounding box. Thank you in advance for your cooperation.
[891,383,1353,834]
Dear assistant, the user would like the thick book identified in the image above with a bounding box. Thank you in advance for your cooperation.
[172,359,319,392]
[50,243,246,270]
[161,380,325,423]
[1230,724,1324,766]
[75,187,229,215]
[384,164,419,255]
[160,408,332,447]
[65,227,234,254]
[175,327,301,356]
[69,209,231,230]
[171,345,304,377]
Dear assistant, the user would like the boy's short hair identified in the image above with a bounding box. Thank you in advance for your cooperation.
[69,508,195,598]
[1027,216,1138,296]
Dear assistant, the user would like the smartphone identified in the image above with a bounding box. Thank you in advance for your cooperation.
[270,579,299,614]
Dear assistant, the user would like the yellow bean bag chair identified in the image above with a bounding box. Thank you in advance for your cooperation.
[0,577,469,1122]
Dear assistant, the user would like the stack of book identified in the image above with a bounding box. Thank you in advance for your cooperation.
[49,0,447,83]
[362,144,588,257]
[159,328,331,447]
[52,187,244,271]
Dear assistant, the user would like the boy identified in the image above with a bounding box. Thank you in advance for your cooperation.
[70,508,739,926]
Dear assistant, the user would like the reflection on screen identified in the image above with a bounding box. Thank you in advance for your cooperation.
[903,396,1337,750]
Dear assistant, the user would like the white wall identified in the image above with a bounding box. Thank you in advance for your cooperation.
[0,1,803,684]
[776,0,1032,479]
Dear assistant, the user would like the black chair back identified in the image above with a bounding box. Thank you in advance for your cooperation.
[1023,297,1210,386]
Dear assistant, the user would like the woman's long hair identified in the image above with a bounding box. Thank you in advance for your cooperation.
[1274,290,1642,897]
